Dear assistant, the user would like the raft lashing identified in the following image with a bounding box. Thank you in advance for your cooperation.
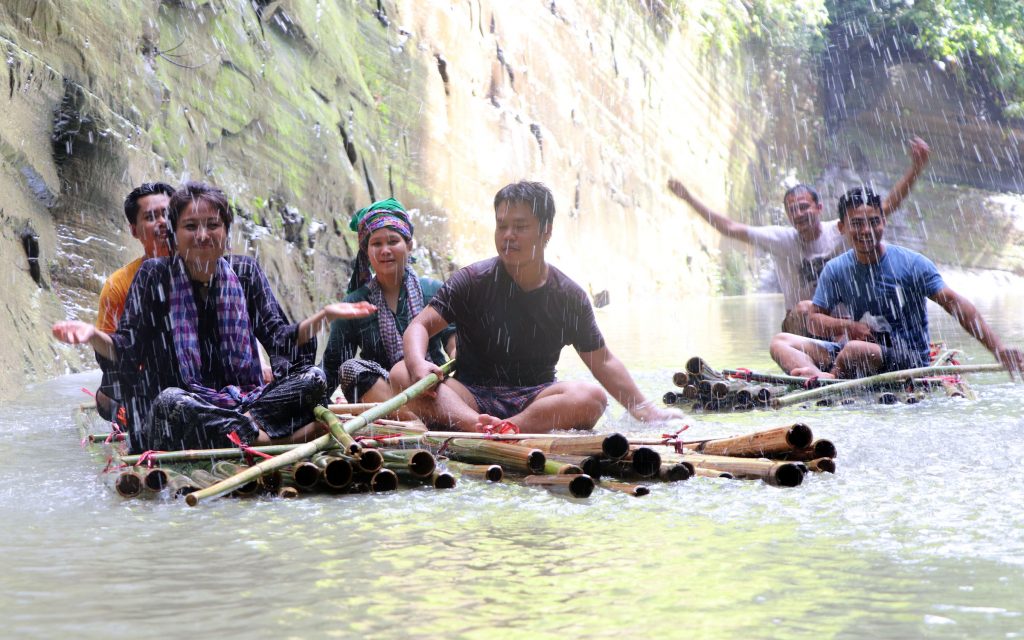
[664,356,977,413]
[75,405,836,503]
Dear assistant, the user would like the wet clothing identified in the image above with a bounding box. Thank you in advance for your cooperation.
[462,381,554,419]
[746,221,846,310]
[145,365,326,451]
[429,257,605,387]
[95,256,146,417]
[108,255,316,452]
[321,276,451,401]
[812,245,946,371]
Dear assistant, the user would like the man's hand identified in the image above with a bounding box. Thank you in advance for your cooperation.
[323,301,377,321]
[667,178,691,201]
[909,136,930,170]
[995,346,1024,378]
[53,320,97,345]
[406,356,444,384]
[631,401,688,424]
[842,322,875,343]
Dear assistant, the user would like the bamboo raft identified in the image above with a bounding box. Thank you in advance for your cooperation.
[75,406,837,503]
[664,351,998,413]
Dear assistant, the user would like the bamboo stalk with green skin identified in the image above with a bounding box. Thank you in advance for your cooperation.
[524,474,595,498]
[771,364,1007,408]
[543,460,583,475]
[185,361,454,506]
[381,449,436,478]
[120,443,337,466]
[544,454,602,480]
[443,460,503,482]
[165,470,201,498]
[721,369,841,387]
[434,438,546,474]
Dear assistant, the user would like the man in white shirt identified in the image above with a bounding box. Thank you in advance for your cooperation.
[668,137,930,336]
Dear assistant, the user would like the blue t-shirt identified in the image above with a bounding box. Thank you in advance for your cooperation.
[812,245,946,367]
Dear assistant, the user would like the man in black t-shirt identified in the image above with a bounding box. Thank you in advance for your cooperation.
[390,181,685,433]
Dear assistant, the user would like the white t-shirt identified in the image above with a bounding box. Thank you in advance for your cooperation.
[745,220,847,309]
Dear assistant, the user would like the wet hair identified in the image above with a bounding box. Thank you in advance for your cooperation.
[837,186,883,222]
[168,182,233,247]
[123,182,175,225]
[782,183,820,207]
[493,181,556,231]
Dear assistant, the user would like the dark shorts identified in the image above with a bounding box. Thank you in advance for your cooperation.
[338,358,389,403]
[808,339,926,374]
[144,365,326,452]
[461,381,554,420]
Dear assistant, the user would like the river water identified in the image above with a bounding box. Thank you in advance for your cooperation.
[2,290,1023,639]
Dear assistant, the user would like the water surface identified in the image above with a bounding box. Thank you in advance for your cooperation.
[2,292,1023,639]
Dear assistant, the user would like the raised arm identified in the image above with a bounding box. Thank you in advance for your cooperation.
[932,287,1024,375]
[296,301,377,346]
[52,321,116,361]
[668,178,751,241]
[882,137,930,216]
[579,345,686,423]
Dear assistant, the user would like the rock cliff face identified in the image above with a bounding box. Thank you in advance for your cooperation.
[0,1,1021,398]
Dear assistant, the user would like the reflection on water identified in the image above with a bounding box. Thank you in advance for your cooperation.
[2,292,1024,638]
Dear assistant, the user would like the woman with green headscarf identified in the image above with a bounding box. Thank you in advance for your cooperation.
[321,198,455,404]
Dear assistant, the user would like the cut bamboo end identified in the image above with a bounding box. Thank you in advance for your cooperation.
[692,467,734,479]
[628,447,662,477]
[315,454,354,490]
[277,486,300,499]
[672,371,690,387]
[291,460,322,490]
[114,470,144,498]
[524,474,595,498]
[369,468,399,492]
[432,470,456,490]
[448,462,503,483]
[807,457,836,473]
[357,448,384,473]
[600,480,650,497]
[657,463,692,482]
[142,467,169,492]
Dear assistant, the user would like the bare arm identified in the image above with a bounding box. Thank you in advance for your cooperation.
[881,137,930,216]
[579,346,685,423]
[806,305,874,342]
[52,321,116,361]
[932,287,1024,374]
[402,305,451,381]
[296,301,377,346]
[668,178,751,242]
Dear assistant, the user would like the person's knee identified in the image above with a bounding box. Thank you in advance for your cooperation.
[793,300,814,316]
[770,332,796,354]
[572,382,607,419]
[389,361,412,389]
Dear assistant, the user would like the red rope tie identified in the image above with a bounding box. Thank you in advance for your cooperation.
[436,437,454,458]
[136,450,164,468]
[478,420,520,437]
[729,368,753,381]
[660,424,691,453]
[227,431,274,461]
[803,376,820,389]
[80,387,96,398]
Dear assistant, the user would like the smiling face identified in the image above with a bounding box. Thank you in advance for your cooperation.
[131,193,171,258]
[173,198,228,274]
[783,190,824,238]
[839,203,886,263]
[494,200,551,271]
[366,227,410,285]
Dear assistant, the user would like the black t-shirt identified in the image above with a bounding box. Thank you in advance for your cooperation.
[429,257,605,386]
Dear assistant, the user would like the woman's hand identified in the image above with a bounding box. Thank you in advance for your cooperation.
[323,301,377,321]
[630,401,688,424]
[52,320,97,345]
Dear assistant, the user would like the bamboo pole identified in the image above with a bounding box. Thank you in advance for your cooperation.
[185,362,453,506]
[211,461,260,497]
[781,439,838,461]
[289,460,322,490]
[512,433,629,460]
[672,371,690,387]
[625,447,662,477]
[141,467,170,492]
[444,461,503,482]
[692,467,735,479]
[277,486,300,499]
[120,443,330,466]
[697,424,813,457]
[686,356,723,379]
[381,449,436,478]
[439,438,546,474]
[545,454,603,480]
[431,470,456,489]
[165,470,201,498]
[111,469,144,498]
[600,480,650,497]
[543,460,583,475]
[523,474,595,498]
[311,453,354,490]
[722,369,841,387]
[806,458,836,473]
[680,454,804,487]
[657,462,693,482]
[326,402,380,415]
[772,364,1006,408]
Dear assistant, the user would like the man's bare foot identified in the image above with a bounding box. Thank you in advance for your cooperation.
[790,366,834,379]
[473,414,505,432]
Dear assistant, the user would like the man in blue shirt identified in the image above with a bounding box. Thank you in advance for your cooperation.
[770,187,1024,379]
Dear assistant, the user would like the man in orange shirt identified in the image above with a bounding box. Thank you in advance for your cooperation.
[94,182,175,419]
